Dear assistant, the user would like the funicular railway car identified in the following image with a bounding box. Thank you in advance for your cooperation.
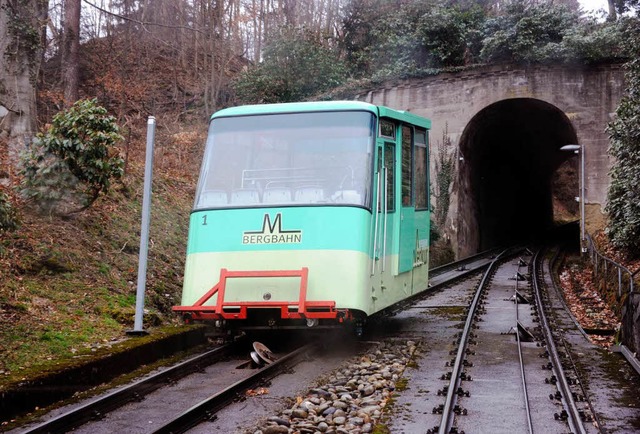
[173,101,432,332]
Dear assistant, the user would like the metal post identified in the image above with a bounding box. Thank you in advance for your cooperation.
[560,144,586,254]
[618,268,622,298]
[580,144,586,253]
[127,116,156,336]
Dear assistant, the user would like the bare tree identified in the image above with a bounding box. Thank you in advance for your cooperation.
[606,0,617,21]
[43,0,348,120]
[0,0,48,166]
[62,0,81,106]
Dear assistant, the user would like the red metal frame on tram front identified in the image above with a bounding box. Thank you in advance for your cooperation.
[172,267,343,321]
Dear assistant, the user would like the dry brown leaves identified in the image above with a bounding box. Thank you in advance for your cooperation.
[558,264,620,348]
[246,387,270,396]
[593,231,640,275]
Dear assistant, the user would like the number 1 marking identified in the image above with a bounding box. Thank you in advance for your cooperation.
[202,215,208,225]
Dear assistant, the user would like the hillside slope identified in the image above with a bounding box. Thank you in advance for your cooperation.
[1,124,205,391]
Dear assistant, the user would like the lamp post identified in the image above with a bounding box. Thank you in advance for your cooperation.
[127,116,156,336]
[560,144,586,253]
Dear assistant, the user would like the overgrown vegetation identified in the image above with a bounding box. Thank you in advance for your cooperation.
[234,0,632,103]
[480,2,575,63]
[0,159,194,381]
[606,19,640,258]
[432,124,456,229]
[19,99,124,214]
[234,26,348,104]
[428,125,457,267]
[1,93,201,387]
[1,0,43,64]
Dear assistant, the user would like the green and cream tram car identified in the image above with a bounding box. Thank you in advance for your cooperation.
[173,101,432,331]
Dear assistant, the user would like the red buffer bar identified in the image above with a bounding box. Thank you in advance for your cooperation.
[173,268,341,321]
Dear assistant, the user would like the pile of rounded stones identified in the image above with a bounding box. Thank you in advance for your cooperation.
[250,340,418,434]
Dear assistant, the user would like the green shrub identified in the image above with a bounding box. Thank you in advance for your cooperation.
[606,20,640,257]
[480,1,578,63]
[562,20,625,63]
[0,190,19,232]
[416,5,486,67]
[20,99,124,214]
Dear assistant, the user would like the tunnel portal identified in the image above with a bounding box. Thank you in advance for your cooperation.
[457,98,579,253]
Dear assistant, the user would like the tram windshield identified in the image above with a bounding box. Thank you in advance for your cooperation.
[194,111,375,209]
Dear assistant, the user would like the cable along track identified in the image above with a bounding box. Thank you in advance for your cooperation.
[430,247,597,434]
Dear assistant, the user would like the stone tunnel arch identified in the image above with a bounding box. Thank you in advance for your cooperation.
[456,98,579,255]
[357,64,624,258]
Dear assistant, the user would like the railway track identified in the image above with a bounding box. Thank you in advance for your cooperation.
[15,338,322,434]
[531,248,595,434]
[387,246,613,434]
[10,247,640,433]
[429,248,501,281]
[7,250,497,434]
[431,248,515,434]
[151,342,316,434]
[433,246,596,434]
[18,339,244,433]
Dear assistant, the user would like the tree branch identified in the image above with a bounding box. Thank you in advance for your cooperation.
[81,0,205,35]
[0,100,23,115]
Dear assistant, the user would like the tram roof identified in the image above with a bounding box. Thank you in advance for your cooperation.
[210,101,431,129]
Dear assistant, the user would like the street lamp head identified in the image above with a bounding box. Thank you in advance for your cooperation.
[560,144,581,152]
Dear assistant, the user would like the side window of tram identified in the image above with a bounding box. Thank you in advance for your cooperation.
[401,125,413,206]
[376,143,395,213]
[415,128,428,210]
[379,119,396,213]
[384,142,395,212]
[376,150,383,212]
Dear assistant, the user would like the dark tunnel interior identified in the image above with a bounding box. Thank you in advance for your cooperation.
[457,98,579,254]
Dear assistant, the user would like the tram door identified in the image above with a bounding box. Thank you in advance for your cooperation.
[398,125,416,274]
[372,134,395,278]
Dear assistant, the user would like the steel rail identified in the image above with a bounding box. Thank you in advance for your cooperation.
[437,248,512,434]
[612,344,640,375]
[547,245,603,431]
[22,340,243,434]
[514,260,534,434]
[429,247,503,278]
[152,343,317,434]
[376,250,501,322]
[531,248,587,434]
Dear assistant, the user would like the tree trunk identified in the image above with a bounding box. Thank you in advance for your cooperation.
[606,0,617,21]
[0,0,47,169]
[62,0,81,106]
